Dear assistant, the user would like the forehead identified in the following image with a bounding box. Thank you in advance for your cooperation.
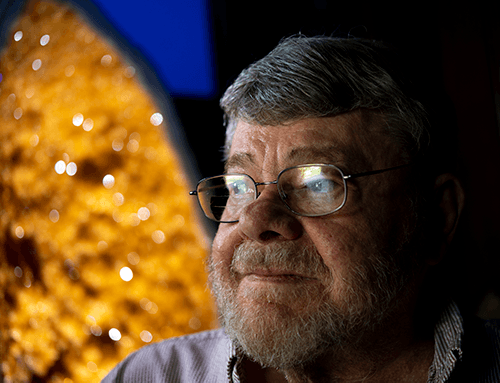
[227,110,400,172]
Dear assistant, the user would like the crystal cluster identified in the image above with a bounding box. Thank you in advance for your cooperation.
[0,1,215,381]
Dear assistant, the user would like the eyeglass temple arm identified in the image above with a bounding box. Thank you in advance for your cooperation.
[344,163,410,180]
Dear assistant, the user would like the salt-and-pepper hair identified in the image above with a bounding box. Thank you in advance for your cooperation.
[220,36,453,171]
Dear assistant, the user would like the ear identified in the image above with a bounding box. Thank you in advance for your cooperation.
[426,173,465,265]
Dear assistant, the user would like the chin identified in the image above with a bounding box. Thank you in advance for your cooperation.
[224,290,344,369]
[208,239,414,369]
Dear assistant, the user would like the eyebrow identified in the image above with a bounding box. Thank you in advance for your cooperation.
[286,146,354,166]
[224,146,352,173]
[224,152,255,172]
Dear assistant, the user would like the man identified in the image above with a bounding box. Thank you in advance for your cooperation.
[103,36,500,382]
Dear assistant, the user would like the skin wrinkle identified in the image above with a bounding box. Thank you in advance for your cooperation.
[208,112,432,382]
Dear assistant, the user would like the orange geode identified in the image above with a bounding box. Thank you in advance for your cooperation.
[0,1,215,381]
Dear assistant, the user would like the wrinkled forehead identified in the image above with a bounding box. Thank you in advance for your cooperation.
[226,110,403,172]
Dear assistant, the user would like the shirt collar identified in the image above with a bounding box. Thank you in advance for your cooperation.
[225,300,465,383]
[227,340,243,383]
[427,300,464,382]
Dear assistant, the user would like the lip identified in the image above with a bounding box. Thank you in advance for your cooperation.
[243,269,316,283]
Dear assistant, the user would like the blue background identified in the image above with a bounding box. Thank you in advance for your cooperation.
[90,0,216,98]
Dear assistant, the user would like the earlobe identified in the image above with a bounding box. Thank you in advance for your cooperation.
[427,173,465,265]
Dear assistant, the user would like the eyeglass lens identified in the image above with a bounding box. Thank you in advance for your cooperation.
[196,165,347,223]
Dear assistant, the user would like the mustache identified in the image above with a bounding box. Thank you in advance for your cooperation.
[231,241,332,280]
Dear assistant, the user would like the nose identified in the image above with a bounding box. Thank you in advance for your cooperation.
[237,184,303,243]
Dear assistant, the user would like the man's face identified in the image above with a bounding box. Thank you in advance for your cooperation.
[208,110,423,369]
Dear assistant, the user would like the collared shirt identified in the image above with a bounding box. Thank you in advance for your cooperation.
[102,301,500,382]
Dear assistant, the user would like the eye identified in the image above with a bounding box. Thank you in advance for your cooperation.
[225,176,254,197]
[229,180,248,194]
[304,176,336,193]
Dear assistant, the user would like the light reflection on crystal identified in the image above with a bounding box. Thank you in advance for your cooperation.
[25,88,35,98]
[40,34,50,46]
[147,301,158,314]
[102,174,115,188]
[127,139,139,153]
[152,230,165,244]
[173,214,185,227]
[90,325,102,336]
[119,267,133,282]
[49,209,59,223]
[15,226,25,239]
[14,107,23,120]
[127,252,140,265]
[54,160,66,174]
[66,162,77,176]
[72,113,84,126]
[188,317,201,330]
[112,192,124,206]
[112,139,124,151]
[14,266,22,278]
[139,298,158,314]
[82,118,94,131]
[150,112,163,126]
[32,59,42,71]
[108,328,121,341]
[139,298,149,310]
[124,66,135,78]
[112,209,123,223]
[140,330,152,343]
[14,31,23,41]
[101,54,112,66]
[137,207,150,221]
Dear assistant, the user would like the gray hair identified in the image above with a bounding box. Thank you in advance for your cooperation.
[220,35,443,167]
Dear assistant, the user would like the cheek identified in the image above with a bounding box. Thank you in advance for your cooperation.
[304,215,383,277]
[305,221,358,274]
[211,224,241,268]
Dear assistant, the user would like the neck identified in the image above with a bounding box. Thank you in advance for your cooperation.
[243,304,437,383]
[244,337,434,383]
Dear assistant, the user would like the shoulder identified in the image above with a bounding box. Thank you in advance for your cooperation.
[102,328,232,383]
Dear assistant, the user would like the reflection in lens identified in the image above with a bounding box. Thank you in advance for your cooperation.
[197,175,254,222]
[279,165,345,216]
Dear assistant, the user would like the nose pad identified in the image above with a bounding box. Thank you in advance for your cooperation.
[237,185,302,242]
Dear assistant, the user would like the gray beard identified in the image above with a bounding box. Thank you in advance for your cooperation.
[208,240,414,370]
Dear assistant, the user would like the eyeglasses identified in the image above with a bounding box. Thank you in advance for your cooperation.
[190,163,409,223]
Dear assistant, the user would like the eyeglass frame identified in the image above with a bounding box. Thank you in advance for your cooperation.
[189,163,410,223]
